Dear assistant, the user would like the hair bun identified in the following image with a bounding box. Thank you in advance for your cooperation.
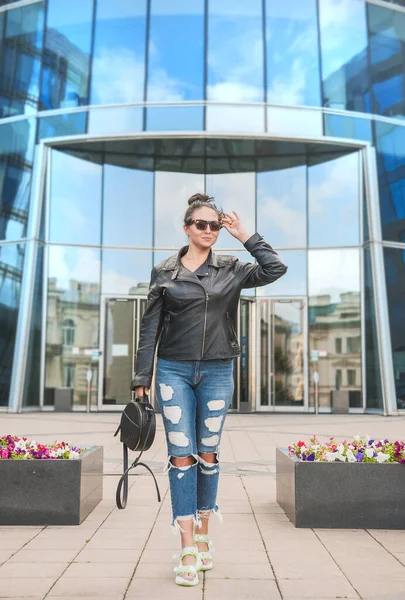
[188,193,213,206]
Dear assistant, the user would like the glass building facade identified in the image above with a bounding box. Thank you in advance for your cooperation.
[0,0,403,415]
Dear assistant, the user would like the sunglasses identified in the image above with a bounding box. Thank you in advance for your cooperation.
[187,219,223,232]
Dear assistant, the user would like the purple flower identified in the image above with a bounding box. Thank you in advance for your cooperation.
[355,452,364,462]
[307,453,315,461]
[368,440,374,445]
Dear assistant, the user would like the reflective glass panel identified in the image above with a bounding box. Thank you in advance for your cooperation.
[88,106,143,135]
[0,118,36,241]
[257,166,306,248]
[37,111,87,140]
[265,0,320,106]
[207,0,264,102]
[383,247,405,410]
[319,0,370,113]
[148,0,204,101]
[49,150,102,245]
[206,105,265,132]
[206,172,256,250]
[308,153,360,246]
[256,250,306,296]
[103,166,153,247]
[0,242,25,406]
[154,171,204,248]
[146,106,204,131]
[308,248,362,410]
[102,249,152,295]
[267,106,322,137]
[374,121,405,243]
[0,2,44,118]
[368,3,405,119]
[22,243,43,407]
[45,245,101,408]
[91,0,147,105]
[364,246,383,410]
[40,0,93,110]
[324,113,373,142]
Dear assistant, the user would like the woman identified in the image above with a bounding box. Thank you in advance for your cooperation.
[131,193,287,586]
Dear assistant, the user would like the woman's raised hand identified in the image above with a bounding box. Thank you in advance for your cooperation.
[221,211,251,244]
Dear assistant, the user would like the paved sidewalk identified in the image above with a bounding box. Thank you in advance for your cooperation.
[1,412,405,600]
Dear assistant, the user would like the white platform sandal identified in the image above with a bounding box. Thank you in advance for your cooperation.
[194,533,215,571]
[173,545,202,586]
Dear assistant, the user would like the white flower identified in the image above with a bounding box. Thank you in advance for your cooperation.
[68,450,80,460]
[365,448,374,459]
[325,452,336,462]
[311,444,320,450]
[300,446,307,454]
[365,435,370,443]
[337,443,345,454]
[348,444,355,450]
[346,449,356,462]
[376,452,390,463]
[335,452,346,462]
[354,435,361,442]
[50,450,58,458]
[30,440,38,450]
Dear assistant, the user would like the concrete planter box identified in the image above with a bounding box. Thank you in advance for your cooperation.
[0,446,103,525]
[276,448,405,529]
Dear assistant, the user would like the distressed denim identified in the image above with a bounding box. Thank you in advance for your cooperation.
[155,357,234,534]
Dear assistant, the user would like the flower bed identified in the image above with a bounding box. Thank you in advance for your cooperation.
[0,437,102,525]
[0,435,83,460]
[288,434,405,463]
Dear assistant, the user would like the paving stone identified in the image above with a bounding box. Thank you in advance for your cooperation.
[204,578,281,599]
[49,577,128,596]
[7,549,78,563]
[0,562,67,578]
[64,561,135,578]
[126,577,202,598]
[278,578,358,599]
[75,549,141,563]
[0,578,55,597]
[205,561,275,580]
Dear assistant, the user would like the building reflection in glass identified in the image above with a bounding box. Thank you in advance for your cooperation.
[308,249,362,410]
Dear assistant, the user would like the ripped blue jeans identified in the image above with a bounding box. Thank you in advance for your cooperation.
[155,357,234,534]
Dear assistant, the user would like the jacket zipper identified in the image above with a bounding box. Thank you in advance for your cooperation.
[134,401,143,450]
[175,277,209,359]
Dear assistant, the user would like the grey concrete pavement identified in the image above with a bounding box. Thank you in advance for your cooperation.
[1,412,405,599]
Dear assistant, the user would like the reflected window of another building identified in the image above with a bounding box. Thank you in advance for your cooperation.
[0,242,25,406]
[207,0,264,102]
[375,120,405,243]
[257,249,306,297]
[0,118,36,241]
[49,150,102,245]
[308,248,362,410]
[206,172,255,250]
[324,113,373,142]
[103,166,153,247]
[37,111,87,140]
[383,247,405,410]
[368,3,405,119]
[319,0,370,113]
[0,2,44,118]
[91,0,147,105]
[45,245,101,407]
[146,105,204,131]
[88,106,143,135]
[257,166,306,248]
[40,0,93,110]
[154,170,204,248]
[147,0,204,101]
[102,249,152,295]
[308,152,360,246]
[265,0,320,106]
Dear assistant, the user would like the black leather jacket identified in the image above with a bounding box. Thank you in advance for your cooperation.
[131,233,287,389]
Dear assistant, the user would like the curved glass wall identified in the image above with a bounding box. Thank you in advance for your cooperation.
[1,0,405,412]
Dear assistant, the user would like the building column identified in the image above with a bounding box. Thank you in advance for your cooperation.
[363,145,397,416]
[8,143,48,413]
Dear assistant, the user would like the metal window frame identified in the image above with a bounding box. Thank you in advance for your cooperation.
[9,131,395,416]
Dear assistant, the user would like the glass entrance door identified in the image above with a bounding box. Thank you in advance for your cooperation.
[258,298,307,411]
[99,297,146,407]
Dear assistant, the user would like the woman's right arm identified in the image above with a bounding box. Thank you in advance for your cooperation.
[130,267,164,392]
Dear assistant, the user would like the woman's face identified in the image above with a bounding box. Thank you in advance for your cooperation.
[183,207,222,250]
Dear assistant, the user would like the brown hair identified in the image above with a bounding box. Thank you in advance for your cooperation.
[184,193,223,225]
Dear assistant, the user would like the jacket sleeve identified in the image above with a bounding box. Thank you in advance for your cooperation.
[131,267,164,389]
[234,233,287,289]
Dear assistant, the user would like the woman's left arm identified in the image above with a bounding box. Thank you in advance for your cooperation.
[222,211,287,288]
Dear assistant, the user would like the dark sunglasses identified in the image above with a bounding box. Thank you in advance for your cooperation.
[187,219,223,232]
